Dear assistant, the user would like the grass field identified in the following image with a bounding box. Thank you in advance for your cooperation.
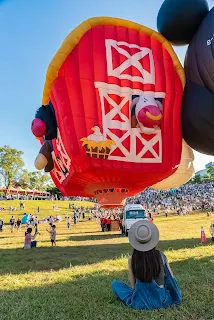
[0,200,214,320]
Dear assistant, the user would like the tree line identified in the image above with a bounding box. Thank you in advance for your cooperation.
[0,145,54,193]
[190,166,214,184]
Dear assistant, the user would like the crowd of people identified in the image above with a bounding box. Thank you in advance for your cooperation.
[126,182,214,216]
[1,182,214,247]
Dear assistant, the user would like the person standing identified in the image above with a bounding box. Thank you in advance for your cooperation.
[49,216,53,226]
[47,225,56,246]
[73,211,77,225]
[10,216,15,233]
[34,216,40,234]
[16,217,22,232]
[67,216,71,229]
[0,218,4,232]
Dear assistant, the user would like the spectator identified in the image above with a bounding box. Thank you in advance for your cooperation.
[24,227,38,249]
[10,216,15,233]
[112,220,182,310]
[67,216,71,229]
[0,218,4,232]
[73,211,77,225]
[16,217,22,232]
[47,225,56,246]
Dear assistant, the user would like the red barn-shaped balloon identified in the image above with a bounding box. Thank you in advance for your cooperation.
[34,17,185,207]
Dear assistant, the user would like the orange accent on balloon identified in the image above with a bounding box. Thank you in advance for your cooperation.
[146,111,162,121]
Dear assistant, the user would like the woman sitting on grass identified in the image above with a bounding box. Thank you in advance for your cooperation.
[24,227,38,249]
[112,220,182,310]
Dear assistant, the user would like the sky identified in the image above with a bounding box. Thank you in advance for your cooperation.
[0,0,214,173]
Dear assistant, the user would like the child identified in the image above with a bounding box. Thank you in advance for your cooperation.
[24,228,38,249]
[112,220,182,310]
[34,216,40,234]
[47,225,56,246]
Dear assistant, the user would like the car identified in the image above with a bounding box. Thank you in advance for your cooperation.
[121,204,148,236]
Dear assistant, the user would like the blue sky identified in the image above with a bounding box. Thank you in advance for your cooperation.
[0,0,213,173]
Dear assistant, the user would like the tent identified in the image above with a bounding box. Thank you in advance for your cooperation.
[16,186,26,194]
[8,186,18,194]
[25,188,34,194]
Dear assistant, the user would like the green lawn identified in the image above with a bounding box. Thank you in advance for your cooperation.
[0,200,214,320]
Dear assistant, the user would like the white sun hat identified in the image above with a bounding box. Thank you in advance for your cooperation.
[128,220,159,252]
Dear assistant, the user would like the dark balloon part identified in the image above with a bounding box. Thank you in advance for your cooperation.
[182,82,214,155]
[185,8,214,93]
[157,0,209,45]
[181,8,214,155]
[48,140,54,153]
[31,118,46,137]
[39,141,54,172]
[35,104,57,140]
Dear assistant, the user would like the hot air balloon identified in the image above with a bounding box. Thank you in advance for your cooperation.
[152,140,195,190]
[32,17,192,207]
[157,0,214,156]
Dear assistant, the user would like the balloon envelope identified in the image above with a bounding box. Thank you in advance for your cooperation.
[152,140,195,190]
[35,17,185,207]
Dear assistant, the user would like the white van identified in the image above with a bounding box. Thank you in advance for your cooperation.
[122,204,148,236]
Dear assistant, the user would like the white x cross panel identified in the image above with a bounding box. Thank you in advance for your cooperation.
[95,83,162,163]
[105,39,155,84]
[52,129,71,183]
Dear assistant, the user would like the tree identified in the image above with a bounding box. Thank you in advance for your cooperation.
[28,171,52,190]
[202,174,210,182]
[207,166,214,181]
[46,186,62,197]
[191,174,202,184]
[0,145,24,193]
[13,169,30,188]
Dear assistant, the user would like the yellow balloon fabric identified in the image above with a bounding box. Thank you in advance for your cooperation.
[34,153,48,170]
[152,140,195,190]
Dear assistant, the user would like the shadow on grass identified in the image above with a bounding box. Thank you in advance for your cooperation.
[0,237,213,275]
[0,257,213,320]
[69,233,122,241]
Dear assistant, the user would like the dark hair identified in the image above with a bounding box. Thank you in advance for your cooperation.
[52,225,56,228]
[26,228,32,234]
[131,248,161,282]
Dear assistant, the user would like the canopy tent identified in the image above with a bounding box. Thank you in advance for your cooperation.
[16,186,26,194]
[25,188,34,194]
[8,186,18,193]
[0,186,50,196]
[32,189,41,194]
